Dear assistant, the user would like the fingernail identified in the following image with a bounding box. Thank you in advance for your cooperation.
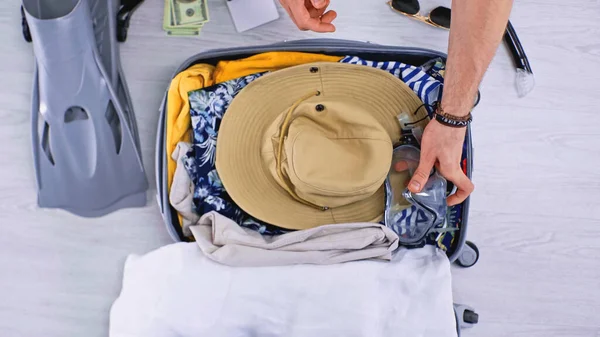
[410,181,420,190]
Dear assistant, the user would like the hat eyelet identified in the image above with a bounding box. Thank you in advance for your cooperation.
[322,206,329,211]
[310,67,319,73]
[315,104,325,112]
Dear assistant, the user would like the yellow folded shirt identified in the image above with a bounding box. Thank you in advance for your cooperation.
[166,64,215,196]
[213,51,342,83]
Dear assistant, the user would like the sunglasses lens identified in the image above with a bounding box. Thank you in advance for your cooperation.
[391,0,420,15]
[429,6,451,28]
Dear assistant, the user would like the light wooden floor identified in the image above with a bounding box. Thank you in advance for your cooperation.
[1,0,599,336]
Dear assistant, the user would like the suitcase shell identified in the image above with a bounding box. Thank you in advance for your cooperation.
[155,38,474,261]
[155,38,478,336]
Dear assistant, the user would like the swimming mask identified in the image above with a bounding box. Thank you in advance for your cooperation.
[384,144,449,246]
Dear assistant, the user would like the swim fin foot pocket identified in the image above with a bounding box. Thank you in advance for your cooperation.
[23,0,148,217]
[21,0,145,43]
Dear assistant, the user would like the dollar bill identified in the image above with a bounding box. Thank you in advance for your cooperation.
[163,0,209,36]
[173,0,209,25]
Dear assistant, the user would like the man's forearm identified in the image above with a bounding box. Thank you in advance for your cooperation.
[442,0,514,116]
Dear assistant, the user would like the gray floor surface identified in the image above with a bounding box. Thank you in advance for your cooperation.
[1,0,599,336]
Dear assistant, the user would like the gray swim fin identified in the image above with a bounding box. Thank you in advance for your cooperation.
[22,0,145,152]
[90,0,143,151]
[24,0,148,217]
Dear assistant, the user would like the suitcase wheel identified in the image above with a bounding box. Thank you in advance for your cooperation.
[456,241,479,268]
[463,309,479,324]
[454,303,479,330]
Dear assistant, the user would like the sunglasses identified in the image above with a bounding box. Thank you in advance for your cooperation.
[387,0,451,29]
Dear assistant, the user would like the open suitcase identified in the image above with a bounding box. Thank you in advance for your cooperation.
[155,38,480,336]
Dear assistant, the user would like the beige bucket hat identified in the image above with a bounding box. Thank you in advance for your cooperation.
[216,62,427,230]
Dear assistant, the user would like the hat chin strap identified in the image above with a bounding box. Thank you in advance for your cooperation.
[275,90,329,211]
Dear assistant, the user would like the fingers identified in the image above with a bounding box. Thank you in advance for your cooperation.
[320,10,337,24]
[310,0,327,9]
[446,170,474,206]
[288,0,336,32]
[296,12,336,32]
[307,0,329,15]
[408,155,435,193]
[306,8,337,24]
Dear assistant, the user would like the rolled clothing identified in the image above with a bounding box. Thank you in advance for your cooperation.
[169,142,199,229]
[188,212,400,267]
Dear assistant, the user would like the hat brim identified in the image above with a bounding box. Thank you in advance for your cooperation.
[216,62,426,230]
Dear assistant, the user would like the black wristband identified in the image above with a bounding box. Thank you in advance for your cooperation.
[434,112,472,128]
[433,103,472,128]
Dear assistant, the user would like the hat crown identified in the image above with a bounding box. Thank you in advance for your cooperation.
[266,96,393,210]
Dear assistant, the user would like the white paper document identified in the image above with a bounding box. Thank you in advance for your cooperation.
[226,0,280,33]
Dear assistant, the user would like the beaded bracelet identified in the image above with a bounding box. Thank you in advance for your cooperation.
[434,103,472,128]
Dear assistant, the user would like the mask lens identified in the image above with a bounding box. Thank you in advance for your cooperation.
[391,0,420,15]
[429,6,451,28]
[385,145,448,245]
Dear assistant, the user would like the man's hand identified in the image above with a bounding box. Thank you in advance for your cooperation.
[279,0,337,32]
[408,120,474,206]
